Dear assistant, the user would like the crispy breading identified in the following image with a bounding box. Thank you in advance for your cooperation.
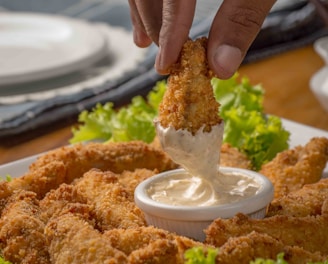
[220,143,252,169]
[0,141,177,209]
[118,169,158,195]
[0,139,328,263]
[39,183,87,222]
[0,190,50,264]
[205,211,328,254]
[260,137,328,198]
[128,239,180,264]
[73,169,146,230]
[104,226,202,261]
[216,232,327,264]
[44,205,127,264]
[158,37,221,134]
[267,178,328,217]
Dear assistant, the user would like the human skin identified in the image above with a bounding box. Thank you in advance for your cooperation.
[128,0,276,79]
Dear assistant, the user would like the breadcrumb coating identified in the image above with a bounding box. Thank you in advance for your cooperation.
[158,37,222,134]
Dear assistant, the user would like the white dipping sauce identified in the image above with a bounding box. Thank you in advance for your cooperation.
[147,170,261,206]
[155,121,224,184]
[154,121,262,206]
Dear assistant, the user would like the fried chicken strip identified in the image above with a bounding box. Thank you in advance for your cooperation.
[220,143,252,169]
[260,137,328,198]
[44,204,127,264]
[205,211,328,254]
[117,168,158,195]
[39,183,87,222]
[0,190,50,264]
[267,178,328,217]
[73,169,146,230]
[216,231,327,264]
[105,226,203,264]
[155,37,224,180]
[158,37,221,134]
[0,141,177,210]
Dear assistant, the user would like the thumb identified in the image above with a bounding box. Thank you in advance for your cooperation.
[208,0,276,79]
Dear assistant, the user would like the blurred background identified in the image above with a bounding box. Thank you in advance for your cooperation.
[0,0,327,140]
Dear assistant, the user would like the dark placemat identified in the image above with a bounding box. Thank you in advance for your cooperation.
[0,0,327,138]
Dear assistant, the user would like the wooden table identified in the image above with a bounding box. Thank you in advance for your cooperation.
[1,45,328,165]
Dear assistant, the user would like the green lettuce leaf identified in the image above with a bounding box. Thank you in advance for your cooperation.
[70,80,166,144]
[0,257,11,264]
[212,74,290,170]
[184,247,218,264]
[70,75,290,169]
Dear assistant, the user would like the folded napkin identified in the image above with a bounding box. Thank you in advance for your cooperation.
[0,0,327,138]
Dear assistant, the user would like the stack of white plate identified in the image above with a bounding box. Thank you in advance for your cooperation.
[0,12,108,85]
[0,12,147,104]
[310,37,328,113]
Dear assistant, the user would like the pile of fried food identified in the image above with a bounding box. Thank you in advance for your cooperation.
[0,138,327,264]
[0,37,328,264]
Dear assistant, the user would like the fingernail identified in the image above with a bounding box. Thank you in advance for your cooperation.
[213,45,242,79]
[155,46,169,75]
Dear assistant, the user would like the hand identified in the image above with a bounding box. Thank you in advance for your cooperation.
[128,0,276,79]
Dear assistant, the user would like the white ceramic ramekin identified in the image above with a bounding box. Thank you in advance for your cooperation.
[134,167,274,241]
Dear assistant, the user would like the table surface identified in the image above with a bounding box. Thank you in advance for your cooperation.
[1,45,328,165]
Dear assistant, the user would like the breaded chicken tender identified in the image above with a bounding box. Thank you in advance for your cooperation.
[44,204,127,264]
[260,137,328,198]
[104,226,202,258]
[0,141,177,210]
[220,143,252,169]
[216,232,327,264]
[39,183,87,222]
[0,190,50,264]
[128,239,179,264]
[205,211,328,254]
[118,169,158,195]
[73,169,146,230]
[267,178,328,217]
[158,37,222,134]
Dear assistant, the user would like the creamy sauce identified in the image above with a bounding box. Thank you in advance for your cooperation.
[147,171,261,206]
[155,121,224,184]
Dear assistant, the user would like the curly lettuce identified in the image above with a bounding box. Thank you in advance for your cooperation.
[211,75,290,170]
[70,75,290,169]
[184,250,328,264]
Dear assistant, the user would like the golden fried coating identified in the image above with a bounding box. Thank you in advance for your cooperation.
[44,205,127,264]
[104,226,201,261]
[73,169,146,230]
[0,190,50,264]
[220,143,252,169]
[128,239,180,264]
[216,232,327,264]
[260,137,328,198]
[158,37,221,134]
[105,226,176,255]
[205,212,328,255]
[118,169,158,195]
[267,178,328,217]
[39,183,87,222]
[0,141,177,208]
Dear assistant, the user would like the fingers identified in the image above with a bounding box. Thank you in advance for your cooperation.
[128,0,196,75]
[155,0,196,74]
[128,0,159,47]
[207,0,276,79]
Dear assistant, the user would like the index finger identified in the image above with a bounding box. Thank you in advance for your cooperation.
[155,0,196,75]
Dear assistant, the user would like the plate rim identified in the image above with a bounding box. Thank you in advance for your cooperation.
[0,12,108,85]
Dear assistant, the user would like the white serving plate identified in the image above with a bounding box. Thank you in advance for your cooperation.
[310,37,328,112]
[0,12,107,85]
[0,118,327,178]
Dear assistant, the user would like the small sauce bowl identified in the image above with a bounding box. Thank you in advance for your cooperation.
[134,166,274,241]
